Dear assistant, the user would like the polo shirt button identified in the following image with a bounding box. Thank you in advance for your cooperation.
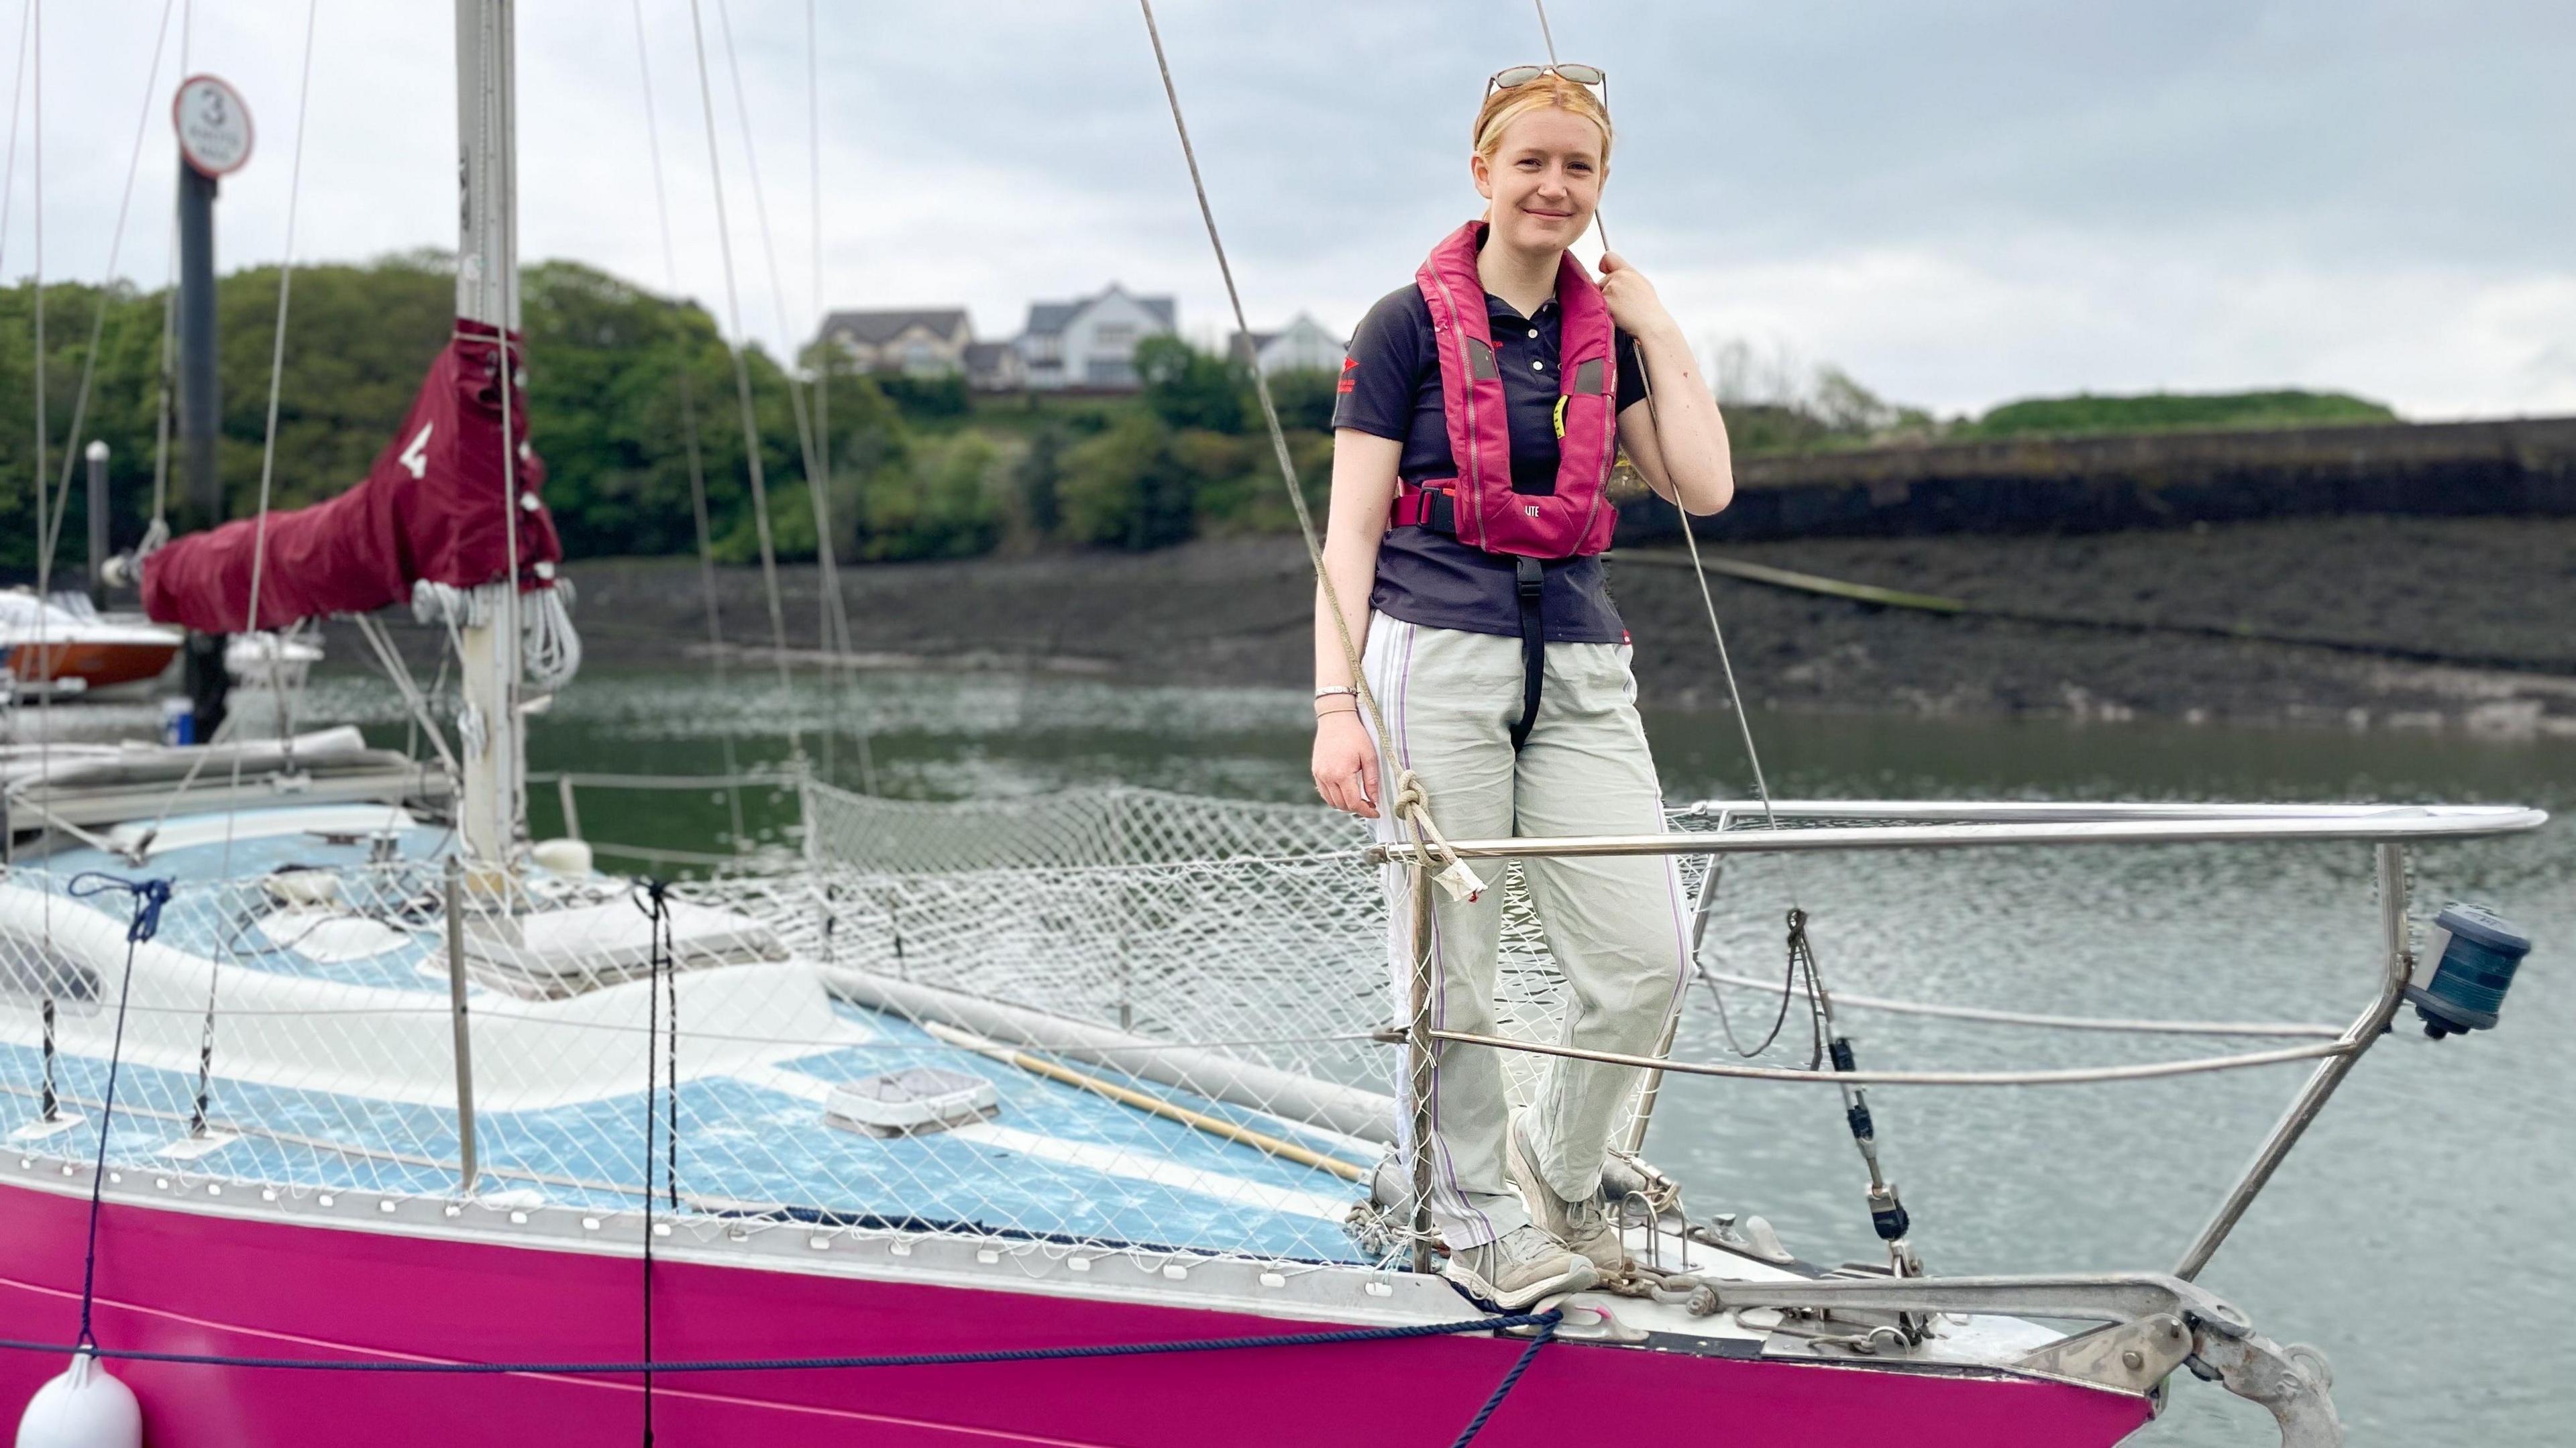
[1531,359,1545,370]
[1526,328,1538,338]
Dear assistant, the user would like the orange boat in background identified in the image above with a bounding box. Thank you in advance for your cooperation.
[0,590,181,698]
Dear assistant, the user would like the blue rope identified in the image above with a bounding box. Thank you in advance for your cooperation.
[1449,1312,1558,1446]
[0,1309,1559,1376]
[631,877,675,1448]
[66,873,170,944]
[56,873,170,1349]
[21,869,1564,1442]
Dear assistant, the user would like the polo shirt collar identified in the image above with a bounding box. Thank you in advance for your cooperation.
[1485,292,1558,325]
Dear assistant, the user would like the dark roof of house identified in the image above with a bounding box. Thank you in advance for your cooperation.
[1023,286,1177,337]
[818,308,969,345]
[963,340,1013,370]
[1024,301,1082,337]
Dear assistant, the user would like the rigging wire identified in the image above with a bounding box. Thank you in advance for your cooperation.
[712,0,870,792]
[34,0,178,581]
[147,0,191,540]
[1524,0,1786,840]
[0,0,30,290]
[709,0,843,659]
[187,0,323,1150]
[27,0,46,820]
[1525,0,1911,1268]
[147,231,177,541]
[684,0,804,761]
[630,0,749,850]
[1129,4,1390,759]
[350,612,461,778]
[25,0,58,996]
[803,0,875,795]
[1136,0,1493,1267]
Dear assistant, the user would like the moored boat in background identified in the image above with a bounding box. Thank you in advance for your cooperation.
[0,594,178,701]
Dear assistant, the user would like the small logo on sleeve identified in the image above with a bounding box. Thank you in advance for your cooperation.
[1337,355,1357,394]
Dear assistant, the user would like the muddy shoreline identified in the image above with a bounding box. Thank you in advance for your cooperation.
[547,515,2576,738]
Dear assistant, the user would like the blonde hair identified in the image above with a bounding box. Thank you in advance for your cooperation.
[1472,74,1613,170]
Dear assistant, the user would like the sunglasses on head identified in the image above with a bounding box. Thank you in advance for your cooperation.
[1486,63,1607,102]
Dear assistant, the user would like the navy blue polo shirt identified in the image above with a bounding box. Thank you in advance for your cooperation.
[1333,284,1648,644]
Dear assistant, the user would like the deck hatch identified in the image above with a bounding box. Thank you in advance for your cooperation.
[822,1067,1001,1137]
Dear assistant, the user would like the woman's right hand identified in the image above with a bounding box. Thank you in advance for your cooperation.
[1312,711,1382,820]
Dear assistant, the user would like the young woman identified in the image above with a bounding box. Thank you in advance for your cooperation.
[1314,67,1733,1309]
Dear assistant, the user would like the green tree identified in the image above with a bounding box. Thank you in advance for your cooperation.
[1059,412,1193,549]
[872,371,970,420]
[1136,334,1246,433]
[859,432,1003,561]
[1013,422,1069,539]
[1265,366,1342,432]
[1194,429,1332,534]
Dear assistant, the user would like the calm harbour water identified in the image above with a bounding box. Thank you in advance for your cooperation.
[327,666,2573,1445]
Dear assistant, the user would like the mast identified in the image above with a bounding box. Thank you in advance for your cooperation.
[455,0,522,862]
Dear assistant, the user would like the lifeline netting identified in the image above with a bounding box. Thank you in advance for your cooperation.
[1,783,1674,1270]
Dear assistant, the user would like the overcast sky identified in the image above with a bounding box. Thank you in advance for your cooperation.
[12,0,2572,419]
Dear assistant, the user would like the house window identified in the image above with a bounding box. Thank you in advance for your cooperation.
[1092,323,1138,352]
[1085,358,1138,387]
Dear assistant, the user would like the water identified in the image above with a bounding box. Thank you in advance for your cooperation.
[396,667,2576,1443]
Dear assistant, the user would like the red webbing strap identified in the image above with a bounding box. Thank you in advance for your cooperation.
[1389,484,1456,533]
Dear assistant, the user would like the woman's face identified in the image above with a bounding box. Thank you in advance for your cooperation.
[1472,107,1604,254]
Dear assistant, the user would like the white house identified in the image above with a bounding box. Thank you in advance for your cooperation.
[818,308,973,376]
[1226,313,1346,376]
[1016,284,1177,390]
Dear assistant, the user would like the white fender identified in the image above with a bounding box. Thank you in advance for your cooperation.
[13,1352,141,1448]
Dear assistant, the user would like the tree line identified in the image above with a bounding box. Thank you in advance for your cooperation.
[1,252,2399,583]
[0,253,1360,579]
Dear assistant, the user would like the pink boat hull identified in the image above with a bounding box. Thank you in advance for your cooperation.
[0,1184,2151,1447]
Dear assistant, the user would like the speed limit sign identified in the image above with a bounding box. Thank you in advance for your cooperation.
[173,74,253,178]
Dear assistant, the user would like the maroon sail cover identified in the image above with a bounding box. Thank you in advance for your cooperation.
[142,319,563,632]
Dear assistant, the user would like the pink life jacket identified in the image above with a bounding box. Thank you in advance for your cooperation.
[1392,218,1621,559]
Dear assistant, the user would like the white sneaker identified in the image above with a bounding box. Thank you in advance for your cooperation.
[1442,1225,1597,1311]
[1507,1111,1625,1276]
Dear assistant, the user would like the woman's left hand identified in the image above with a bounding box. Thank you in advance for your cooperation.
[1597,252,1674,337]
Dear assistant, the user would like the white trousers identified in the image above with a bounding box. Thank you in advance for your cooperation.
[1362,616,1692,1249]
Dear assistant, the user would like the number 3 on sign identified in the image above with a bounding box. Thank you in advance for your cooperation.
[399,422,433,479]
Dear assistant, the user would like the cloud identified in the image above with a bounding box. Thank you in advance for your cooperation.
[3,0,2567,417]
